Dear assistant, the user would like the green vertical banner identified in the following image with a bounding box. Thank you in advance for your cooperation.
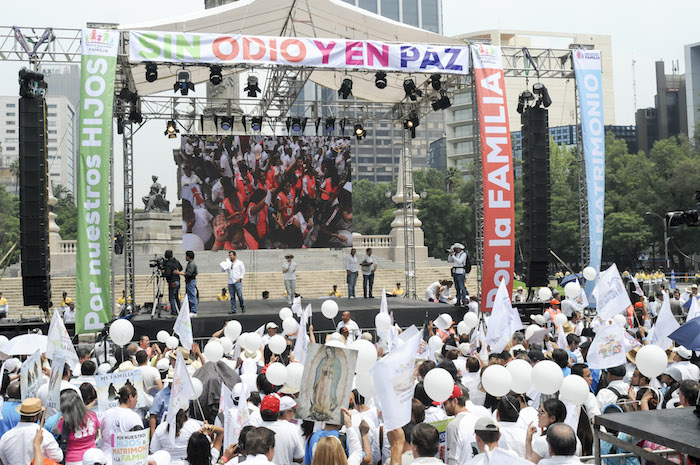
[75,28,118,334]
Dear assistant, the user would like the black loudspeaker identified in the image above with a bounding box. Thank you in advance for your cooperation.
[521,106,551,287]
[19,96,51,309]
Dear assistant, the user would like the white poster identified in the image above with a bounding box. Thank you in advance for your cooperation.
[167,351,195,443]
[20,349,42,400]
[486,280,523,353]
[592,264,632,320]
[46,354,67,410]
[647,293,680,349]
[112,429,149,465]
[586,323,631,369]
[46,309,80,368]
[96,370,146,411]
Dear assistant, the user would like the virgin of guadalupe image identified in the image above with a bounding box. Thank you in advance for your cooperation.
[310,347,342,421]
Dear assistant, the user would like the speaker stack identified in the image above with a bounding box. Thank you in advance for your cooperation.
[521,106,551,287]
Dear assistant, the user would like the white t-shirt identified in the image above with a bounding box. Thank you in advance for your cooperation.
[283,261,297,280]
[63,308,76,323]
[150,418,203,461]
[261,420,304,464]
[139,365,161,392]
[184,208,213,244]
[426,282,441,300]
[99,407,144,455]
[497,422,527,458]
[361,255,377,276]
[220,152,234,178]
[37,380,82,416]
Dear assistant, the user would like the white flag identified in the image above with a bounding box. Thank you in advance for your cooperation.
[167,351,196,442]
[225,382,250,447]
[46,309,79,368]
[686,297,700,321]
[291,296,302,318]
[647,292,680,349]
[292,305,311,364]
[631,276,645,297]
[592,264,632,320]
[173,297,193,350]
[486,280,524,353]
[557,325,567,350]
[216,382,233,427]
[380,289,389,313]
[570,287,589,312]
[255,324,266,338]
[586,323,632,369]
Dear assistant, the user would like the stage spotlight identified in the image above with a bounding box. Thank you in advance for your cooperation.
[220,116,232,131]
[375,72,388,89]
[291,117,306,133]
[128,108,143,124]
[326,117,336,133]
[164,120,179,138]
[516,90,535,114]
[244,75,261,97]
[431,91,451,111]
[403,78,423,101]
[145,62,158,83]
[338,78,353,99]
[251,116,263,132]
[209,65,223,85]
[403,112,420,138]
[532,82,552,108]
[354,122,366,140]
[118,87,138,104]
[174,69,195,95]
[429,74,442,91]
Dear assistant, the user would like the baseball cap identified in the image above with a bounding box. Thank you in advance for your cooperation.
[662,366,683,382]
[550,299,561,306]
[279,396,297,411]
[261,394,281,414]
[266,322,278,330]
[156,358,171,373]
[446,384,463,402]
[82,448,107,465]
[606,365,626,378]
[674,346,692,360]
[634,302,643,308]
[474,416,499,432]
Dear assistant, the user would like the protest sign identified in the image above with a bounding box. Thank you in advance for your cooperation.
[111,429,149,465]
[46,354,67,410]
[592,264,631,320]
[429,418,454,462]
[21,349,42,400]
[96,370,146,411]
[46,309,79,368]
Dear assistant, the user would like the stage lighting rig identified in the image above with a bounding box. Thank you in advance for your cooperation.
[292,117,306,133]
[220,116,232,131]
[145,62,158,83]
[174,69,195,95]
[326,117,336,133]
[532,83,552,108]
[244,75,261,97]
[209,65,223,85]
[338,78,353,99]
[429,74,442,91]
[354,122,366,140]
[18,67,47,98]
[404,112,420,138]
[251,116,263,132]
[516,90,535,114]
[431,91,451,111]
[403,78,422,101]
[164,120,179,138]
[375,72,388,89]
[128,108,143,124]
[118,87,138,104]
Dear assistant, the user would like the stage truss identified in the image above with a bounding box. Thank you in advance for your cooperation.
[1,24,584,307]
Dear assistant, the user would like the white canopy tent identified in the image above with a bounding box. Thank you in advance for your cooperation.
[119,0,467,102]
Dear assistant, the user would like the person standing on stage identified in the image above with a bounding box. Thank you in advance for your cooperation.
[345,248,359,299]
[448,243,469,308]
[282,254,297,306]
[177,251,198,315]
[360,248,377,299]
[163,250,183,315]
[223,250,246,314]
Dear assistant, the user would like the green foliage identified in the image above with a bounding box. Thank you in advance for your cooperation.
[0,186,19,265]
[52,184,78,240]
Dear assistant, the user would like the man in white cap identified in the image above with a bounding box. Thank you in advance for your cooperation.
[0,398,63,465]
[448,243,469,307]
[259,394,304,465]
[262,323,278,346]
[671,346,700,381]
[463,416,519,465]
[513,286,525,303]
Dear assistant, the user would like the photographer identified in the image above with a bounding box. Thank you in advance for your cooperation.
[447,243,469,308]
[163,250,183,315]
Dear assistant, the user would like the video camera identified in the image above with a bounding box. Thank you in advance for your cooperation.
[149,256,166,271]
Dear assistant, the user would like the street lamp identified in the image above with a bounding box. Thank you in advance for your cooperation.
[645,212,669,270]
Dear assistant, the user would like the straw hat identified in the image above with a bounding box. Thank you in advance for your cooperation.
[16,398,44,416]
[562,322,576,335]
[240,349,263,363]
[167,347,193,364]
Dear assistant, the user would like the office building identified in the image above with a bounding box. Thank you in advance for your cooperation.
[685,42,700,138]
[446,30,616,179]
[635,60,687,154]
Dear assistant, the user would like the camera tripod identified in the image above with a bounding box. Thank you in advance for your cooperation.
[145,267,165,319]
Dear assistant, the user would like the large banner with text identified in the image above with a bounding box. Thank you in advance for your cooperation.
[129,31,470,73]
[471,44,515,312]
[75,28,117,333]
[573,50,605,303]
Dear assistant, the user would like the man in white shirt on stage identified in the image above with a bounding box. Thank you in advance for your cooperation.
[336,311,360,342]
[345,248,359,299]
[222,250,246,314]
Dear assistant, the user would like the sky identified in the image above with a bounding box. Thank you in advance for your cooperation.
[2,0,700,209]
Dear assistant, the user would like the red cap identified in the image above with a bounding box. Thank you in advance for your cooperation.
[550,299,560,306]
[445,384,463,402]
[261,394,280,414]
[634,302,643,308]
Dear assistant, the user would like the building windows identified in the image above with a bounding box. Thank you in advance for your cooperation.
[5,129,15,134]
[421,0,439,33]
[49,130,57,134]
[377,175,393,182]
[48,121,56,127]
[6,112,15,117]
[5,103,15,108]
[453,125,474,138]
[358,0,377,12]
[380,0,400,20]
[5,146,15,151]
[48,104,57,109]
[452,109,473,121]
[453,141,474,154]
[402,0,419,26]
[6,121,14,125]
[47,112,57,117]
[453,92,473,105]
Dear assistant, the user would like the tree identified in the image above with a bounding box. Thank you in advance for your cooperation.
[0,186,20,265]
[9,158,19,196]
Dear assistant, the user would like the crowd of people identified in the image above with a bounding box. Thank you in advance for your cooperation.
[178,135,353,251]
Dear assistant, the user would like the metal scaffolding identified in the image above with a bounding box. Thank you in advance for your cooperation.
[575,84,590,268]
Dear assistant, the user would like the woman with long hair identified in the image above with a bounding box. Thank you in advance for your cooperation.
[526,398,581,463]
[99,384,143,457]
[184,424,227,465]
[56,390,100,465]
[311,408,365,465]
[150,408,203,461]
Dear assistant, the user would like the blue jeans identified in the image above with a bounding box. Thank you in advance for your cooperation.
[347,271,358,297]
[186,279,198,313]
[363,273,374,298]
[168,281,180,314]
[454,273,467,305]
[228,282,244,312]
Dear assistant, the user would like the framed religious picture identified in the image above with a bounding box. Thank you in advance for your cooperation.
[296,343,357,424]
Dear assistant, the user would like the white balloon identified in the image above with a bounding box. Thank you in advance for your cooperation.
[435,313,453,331]
[166,336,179,349]
[0,335,7,348]
[285,363,304,391]
[506,359,533,394]
[463,312,478,330]
[326,340,346,348]
[156,330,170,344]
[352,339,378,373]
[266,362,288,385]
[321,300,339,319]
[582,266,597,281]
[636,345,668,378]
[559,375,589,406]
[282,317,299,334]
[109,319,134,347]
[219,337,234,355]
[238,333,250,351]
[356,371,376,398]
[375,313,391,332]
[538,287,553,302]
[204,340,224,363]
[613,314,627,327]
[481,365,513,397]
[428,335,444,353]
[457,321,470,336]
[268,334,287,354]
[424,368,454,403]
[532,360,564,395]
[224,321,242,341]
[553,313,568,327]
[191,378,203,399]
[243,332,263,352]
[279,307,293,321]
[564,282,581,299]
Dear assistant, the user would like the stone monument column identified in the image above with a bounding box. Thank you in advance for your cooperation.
[388,156,429,264]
